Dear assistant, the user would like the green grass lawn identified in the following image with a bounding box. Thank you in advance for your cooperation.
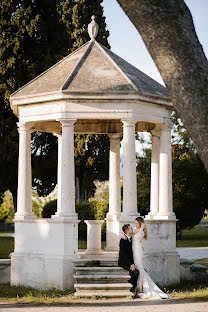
[176,226,208,247]
[0,236,14,259]
[0,226,207,259]
[0,234,106,258]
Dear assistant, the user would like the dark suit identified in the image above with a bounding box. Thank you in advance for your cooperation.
[118,235,139,290]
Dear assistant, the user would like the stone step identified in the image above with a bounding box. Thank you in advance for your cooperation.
[74,274,130,284]
[75,266,127,275]
[75,291,133,298]
[74,259,118,267]
[74,283,133,297]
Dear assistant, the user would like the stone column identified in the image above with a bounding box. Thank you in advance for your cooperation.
[84,220,104,255]
[120,119,139,221]
[15,122,35,220]
[146,128,160,219]
[158,123,175,219]
[55,134,62,216]
[105,133,121,251]
[53,119,77,220]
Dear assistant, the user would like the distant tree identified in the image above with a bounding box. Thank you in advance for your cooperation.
[136,148,151,217]
[75,134,110,202]
[172,144,208,238]
[0,0,110,208]
[0,190,14,222]
[136,145,208,236]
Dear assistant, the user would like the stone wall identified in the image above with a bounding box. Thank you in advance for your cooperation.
[0,259,11,283]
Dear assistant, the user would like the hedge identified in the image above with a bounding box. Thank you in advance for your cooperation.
[42,200,109,240]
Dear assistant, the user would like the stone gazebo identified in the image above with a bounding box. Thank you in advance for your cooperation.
[10,17,180,290]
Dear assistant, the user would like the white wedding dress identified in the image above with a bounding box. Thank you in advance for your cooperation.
[132,227,171,299]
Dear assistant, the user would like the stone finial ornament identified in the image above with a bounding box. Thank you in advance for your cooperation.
[88,15,99,41]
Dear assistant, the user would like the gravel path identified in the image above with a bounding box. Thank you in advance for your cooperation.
[0,299,208,312]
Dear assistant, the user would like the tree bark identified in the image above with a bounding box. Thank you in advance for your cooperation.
[117,0,208,171]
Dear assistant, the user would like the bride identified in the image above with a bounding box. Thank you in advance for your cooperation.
[125,217,171,299]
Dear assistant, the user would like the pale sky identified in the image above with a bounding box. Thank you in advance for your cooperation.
[102,0,208,85]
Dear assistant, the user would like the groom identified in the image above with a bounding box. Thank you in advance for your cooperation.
[118,224,139,293]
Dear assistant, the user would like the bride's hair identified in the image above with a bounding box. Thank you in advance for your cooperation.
[135,217,148,240]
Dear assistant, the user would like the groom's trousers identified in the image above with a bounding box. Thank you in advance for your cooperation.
[128,269,139,289]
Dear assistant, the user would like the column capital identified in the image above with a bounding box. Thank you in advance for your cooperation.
[17,122,34,132]
[108,133,121,140]
[121,119,136,127]
[159,122,172,133]
[57,118,77,127]
[151,125,161,137]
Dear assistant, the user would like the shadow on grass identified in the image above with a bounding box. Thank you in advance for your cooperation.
[0,280,207,306]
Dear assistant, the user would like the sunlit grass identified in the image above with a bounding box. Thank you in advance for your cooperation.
[164,280,208,300]
[0,280,207,304]
[176,227,208,247]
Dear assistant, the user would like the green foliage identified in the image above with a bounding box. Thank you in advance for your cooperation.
[0,236,14,259]
[58,0,110,51]
[0,0,110,209]
[171,110,194,149]
[136,149,151,216]
[0,191,14,222]
[176,227,208,247]
[41,199,57,219]
[88,180,109,202]
[136,144,208,236]
[74,134,110,202]
[0,188,57,221]
[172,144,208,237]
[41,199,108,239]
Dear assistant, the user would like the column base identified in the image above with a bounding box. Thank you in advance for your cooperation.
[51,213,78,221]
[14,213,37,220]
[153,213,176,220]
[145,213,157,220]
[105,213,120,252]
[119,212,140,221]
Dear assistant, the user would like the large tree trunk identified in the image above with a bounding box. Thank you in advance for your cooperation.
[117,0,208,171]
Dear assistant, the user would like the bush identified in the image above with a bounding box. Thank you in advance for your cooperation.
[41,199,57,218]
[42,200,109,240]
[76,202,96,240]
[136,145,208,238]
[94,201,109,240]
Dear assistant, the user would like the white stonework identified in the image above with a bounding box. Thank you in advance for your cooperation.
[52,119,77,220]
[84,220,104,255]
[11,219,80,290]
[146,128,160,219]
[157,123,176,220]
[106,134,121,252]
[133,219,180,285]
[15,122,36,220]
[120,119,139,220]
